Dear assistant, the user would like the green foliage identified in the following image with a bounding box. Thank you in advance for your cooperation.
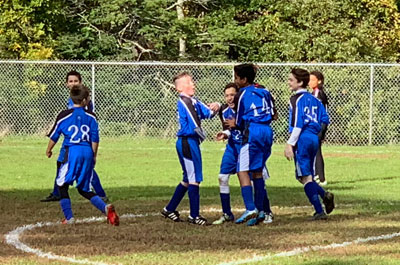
[2,0,399,61]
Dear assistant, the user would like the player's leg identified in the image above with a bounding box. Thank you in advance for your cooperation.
[314,142,326,185]
[56,152,75,224]
[161,137,189,222]
[297,134,334,219]
[213,144,236,224]
[90,169,108,202]
[41,161,62,202]
[187,137,208,225]
[59,184,74,224]
[75,147,119,226]
[262,167,274,223]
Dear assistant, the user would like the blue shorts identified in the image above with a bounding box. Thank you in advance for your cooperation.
[176,137,203,183]
[294,133,319,179]
[56,145,94,192]
[220,143,241,175]
[238,123,273,172]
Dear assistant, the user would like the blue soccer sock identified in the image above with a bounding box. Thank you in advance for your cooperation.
[91,170,106,197]
[253,178,265,212]
[90,196,107,213]
[166,183,188,212]
[241,185,256,211]
[315,181,326,198]
[220,193,233,217]
[304,182,323,214]
[263,188,272,214]
[60,198,73,220]
[188,185,200,218]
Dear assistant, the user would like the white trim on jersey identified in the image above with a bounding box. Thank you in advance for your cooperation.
[198,100,213,119]
[49,113,74,139]
[293,94,304,129]
[183,158,196,183]
[236,89,246,125]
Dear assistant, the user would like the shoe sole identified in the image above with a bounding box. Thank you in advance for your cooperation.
[235,212,258,224]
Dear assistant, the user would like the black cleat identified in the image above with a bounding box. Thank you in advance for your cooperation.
[323,192,335,214]
[312,212,328,221]
[188,215,210,226]
[40,193,61,202]
[161,208,183,222]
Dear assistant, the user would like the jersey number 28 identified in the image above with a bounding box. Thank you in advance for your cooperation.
[68,125,90,143]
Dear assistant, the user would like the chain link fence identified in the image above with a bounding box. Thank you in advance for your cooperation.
[0,61,399,145]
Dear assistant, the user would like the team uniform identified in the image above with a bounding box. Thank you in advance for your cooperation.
[162,93,218,225]
[46,98,107,201]
[312,88,328,184]
[287,89,334,219]
[47,106,119,225]
[234,84,275,225]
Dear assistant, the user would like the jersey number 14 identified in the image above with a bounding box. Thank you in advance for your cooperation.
[250,98,271,117]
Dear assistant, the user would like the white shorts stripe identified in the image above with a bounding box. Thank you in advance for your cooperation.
[183,158,196,183]
[56,163,69,186]
[238,144,250,172]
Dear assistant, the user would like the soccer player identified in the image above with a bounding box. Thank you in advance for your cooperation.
[225,64,275,226]
[161,72,220,226]
[284,68,334,220]
[213,83,274,225]
[41,71,108,202]
[46,85,119,225]
[309,71,328,186]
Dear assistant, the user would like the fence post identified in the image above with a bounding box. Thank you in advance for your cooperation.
[91,64,96,112]
[368,65,374,145]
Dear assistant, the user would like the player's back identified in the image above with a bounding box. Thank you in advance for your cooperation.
[49,107,99,148]
[236,84,274,127]
[289,91,329,135]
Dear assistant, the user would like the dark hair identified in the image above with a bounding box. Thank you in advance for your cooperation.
[234,63,257,84]
[70,85,89,104]
[291,68,309,88]
[173,71,191,83]
[224,82,239,92]
[66,70,82,82]
[310,71,324,90]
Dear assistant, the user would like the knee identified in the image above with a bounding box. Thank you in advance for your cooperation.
[218,174,230,193]
[77,188,96,200]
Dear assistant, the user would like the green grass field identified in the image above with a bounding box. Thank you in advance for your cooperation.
[1,137,400,265]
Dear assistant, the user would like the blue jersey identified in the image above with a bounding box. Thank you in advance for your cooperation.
[288,90,330,135]
[236,84,275,129]
[218,104,242,145]
[68,97,94,112]
[176,94,216,140]
[48,107,99,147]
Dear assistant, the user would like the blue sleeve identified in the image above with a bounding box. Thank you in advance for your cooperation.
[90,118,100,143]
[196,100,215,120]
[319,102,330,125]
[49,121,63,143]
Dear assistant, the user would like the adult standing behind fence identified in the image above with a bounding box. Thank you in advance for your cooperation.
[309,71,328,186]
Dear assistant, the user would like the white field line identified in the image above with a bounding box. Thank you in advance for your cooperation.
[218,232,400,265]
[5,206,391,265]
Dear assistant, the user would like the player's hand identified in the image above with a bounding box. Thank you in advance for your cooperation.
[284,144,294,161]
[208,102,220,112]
[224,118,236,129]
[216,132,228,141]
[46,150,52,158]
